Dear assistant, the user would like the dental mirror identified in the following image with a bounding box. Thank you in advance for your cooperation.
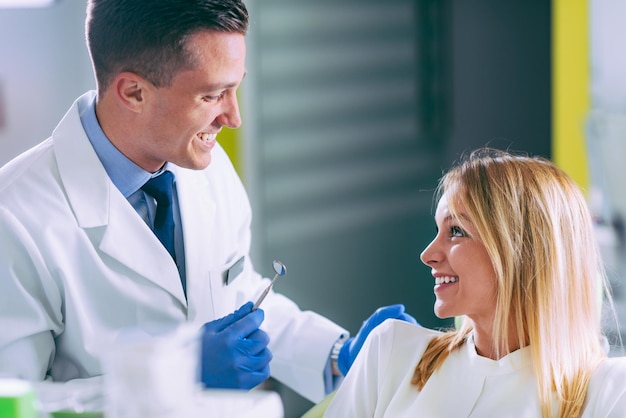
[252,260,287,310]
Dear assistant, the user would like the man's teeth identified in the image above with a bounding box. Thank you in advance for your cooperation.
[435,276,459,285]
[198,133,216,142]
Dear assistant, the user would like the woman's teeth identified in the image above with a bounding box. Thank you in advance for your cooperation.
[435,276,459,285]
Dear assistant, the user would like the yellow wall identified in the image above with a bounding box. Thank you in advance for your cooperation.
[218,89,244,177]
[552,0,590,191]
[218,126,241,176]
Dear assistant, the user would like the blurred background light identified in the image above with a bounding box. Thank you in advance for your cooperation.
[0,0,54,8]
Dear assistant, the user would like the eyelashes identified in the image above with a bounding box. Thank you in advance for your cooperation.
[204,92,225,102]
[433,221,469,239]
[449,225,466,238]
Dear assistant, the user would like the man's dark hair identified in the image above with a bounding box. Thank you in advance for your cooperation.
[86,0,249,91]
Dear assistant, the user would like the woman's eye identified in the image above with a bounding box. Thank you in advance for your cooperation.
[450,226,465,237]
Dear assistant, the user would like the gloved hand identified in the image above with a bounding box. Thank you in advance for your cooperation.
[201,301,272,389]
[337,304,417,376]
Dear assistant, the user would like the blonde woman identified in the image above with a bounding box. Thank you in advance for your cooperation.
[324,148,626,417]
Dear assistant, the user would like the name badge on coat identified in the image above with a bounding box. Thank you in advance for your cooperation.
[223,255,245,285]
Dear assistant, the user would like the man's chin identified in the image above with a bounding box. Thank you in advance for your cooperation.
[174,155,213,170]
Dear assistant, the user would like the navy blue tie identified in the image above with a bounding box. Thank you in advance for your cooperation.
[141,171,176,264]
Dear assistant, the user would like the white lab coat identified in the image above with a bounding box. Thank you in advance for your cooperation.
[0,91,346,403]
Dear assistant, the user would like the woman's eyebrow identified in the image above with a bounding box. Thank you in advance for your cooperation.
[442,213,471,225]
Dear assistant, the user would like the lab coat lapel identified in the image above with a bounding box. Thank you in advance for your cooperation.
[97,194,186,305]
[172,166,216,319]
[52,92,186,306]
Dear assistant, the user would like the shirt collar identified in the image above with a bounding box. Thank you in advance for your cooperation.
[79,93,153,197]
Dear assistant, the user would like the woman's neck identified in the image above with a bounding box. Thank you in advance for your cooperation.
[471,323,522,360]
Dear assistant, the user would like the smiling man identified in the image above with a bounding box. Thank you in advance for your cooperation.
[0,0,417,405]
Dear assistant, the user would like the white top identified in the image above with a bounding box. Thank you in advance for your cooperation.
[324,320,626,418]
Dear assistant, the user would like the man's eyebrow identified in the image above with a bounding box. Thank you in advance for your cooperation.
[202,71,247,92]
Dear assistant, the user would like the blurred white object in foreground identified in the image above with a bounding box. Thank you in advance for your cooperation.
[102,325,284,418]
[198,389,283,418]
[30,325,283,417]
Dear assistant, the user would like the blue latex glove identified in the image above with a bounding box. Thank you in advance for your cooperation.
[337,304,417,376]
[201,301,272,389]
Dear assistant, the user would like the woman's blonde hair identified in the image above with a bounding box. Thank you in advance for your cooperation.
[412,148,613,418]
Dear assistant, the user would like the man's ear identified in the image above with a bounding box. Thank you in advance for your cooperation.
[113,72,151,113]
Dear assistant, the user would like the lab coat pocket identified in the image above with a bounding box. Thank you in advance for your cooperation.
[194,254,246,323]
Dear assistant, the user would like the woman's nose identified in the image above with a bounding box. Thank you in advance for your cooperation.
[420,238,441,266]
